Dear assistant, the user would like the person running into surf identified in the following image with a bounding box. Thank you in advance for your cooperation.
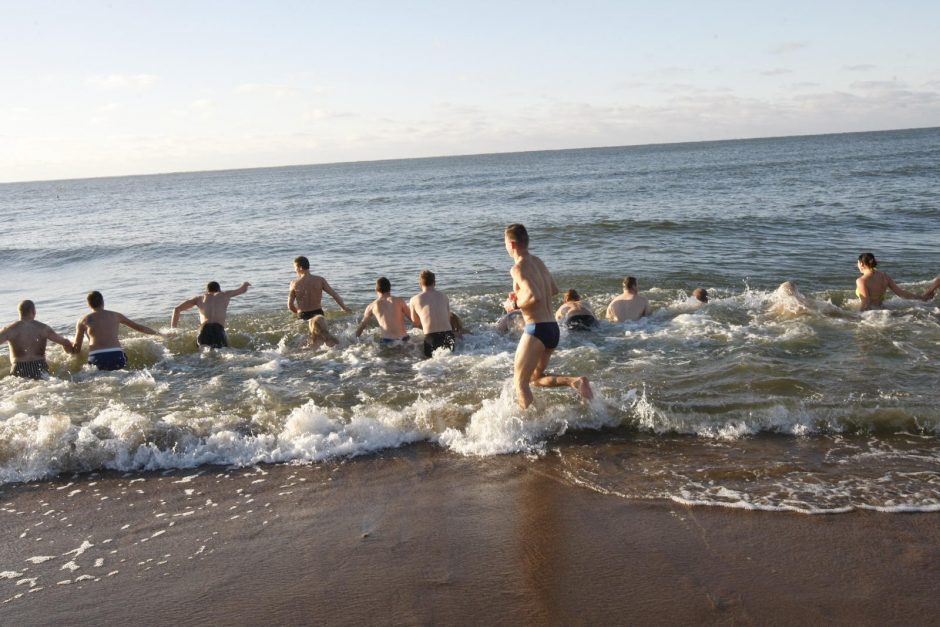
[288,256,351,320]
[554,289,597,330]
[0,300,76,379]
[74,291,162,370]
[855,253,923,311]
[171,281,251,348]
[606,276,652,322]
[408,270,455,358]
[308,315,339,349]
[355,276,412,344]
[504,223,592,409]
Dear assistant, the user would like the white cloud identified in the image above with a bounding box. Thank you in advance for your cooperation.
[236,83,300,98]
[768,42,808,55]
[843,64,876,72]
[86,74,159,90]
[760,68,792,77]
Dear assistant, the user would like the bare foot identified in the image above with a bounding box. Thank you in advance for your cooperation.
[572,376,594,401]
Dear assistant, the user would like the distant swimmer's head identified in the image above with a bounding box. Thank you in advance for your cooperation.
[776,281,799,298]
[87,291,104,310]
[376,277,391,294]
[18,299,35,319]
[207,281,221,293]
[504,223,529,255]
[294,256,310,272]
[693,288,708,303]
[564,289,581,303]
[623,276,638,293]
[858,252,877,270]
[419,270,436,287]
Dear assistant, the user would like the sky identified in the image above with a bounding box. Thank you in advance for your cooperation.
[2,0,940,183]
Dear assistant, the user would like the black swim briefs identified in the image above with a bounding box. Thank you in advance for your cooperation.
[300,309,325,321]
[11,359,49,380]
[423,330,456,358]
[197,322,228,348]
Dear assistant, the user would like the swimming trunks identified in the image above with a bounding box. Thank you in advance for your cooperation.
[299,309,325,321]
[524,321,560,350]
[88,348,127,371]
[380,336,410,345]
[564,314,597,331]
[423,330,455,358]
[197,322,228,348]
[11,359,49,380]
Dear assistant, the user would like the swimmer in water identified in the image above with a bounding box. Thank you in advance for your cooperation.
[693,288,709,303]
[0,300,76,379]
[496,293,524,335]
[288,256,351,320]
[171,280,251,348]
[355,277,412,344]
[307,315,339,349]
[606,276,652,322]
[409,270,455,358]
[554,289,597,330]
[505,223,592,409]
[855,253,923,311]
[74,291,162,371]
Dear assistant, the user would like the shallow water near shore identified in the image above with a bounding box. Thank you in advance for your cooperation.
[1,128,939,513]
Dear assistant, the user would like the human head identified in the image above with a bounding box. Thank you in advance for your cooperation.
[207,281,221,293]
[564,289,581,303]
[693,288,708,303]
[858,252,877,270]
[419,270,436,287]
[504,223,529,256]
[294,256,310,271]
[18,300,35,319]
[623,276,638,293]
[308,315,326,337]
[87,291,104,309]
[376,277,391,294]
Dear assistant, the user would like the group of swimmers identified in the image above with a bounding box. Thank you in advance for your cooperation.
[3,225,940,409]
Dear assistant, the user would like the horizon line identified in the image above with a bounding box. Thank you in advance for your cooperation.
[4,124,938,186]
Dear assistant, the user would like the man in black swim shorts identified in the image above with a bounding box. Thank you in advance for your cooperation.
[504,224,593,409]
[408,270,456,358]
[1,300,75,379]
[289,256,351,320]
[171,280,251,348]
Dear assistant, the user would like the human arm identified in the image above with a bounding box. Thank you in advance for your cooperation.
[119,314,162,337]
[322,280,351,313]
[606,301,617,322]
[409,298,422,329]
[886,275,922,301]
[73,319,87,352]
[511,266,540,310]
[171,297,199,328]
[856,277,872,311]
[288,282,299,315]
[642,300,653,317]
[554,304,568,321]
[355,304,374,338]
[223,282,251,298]
[45,326,76,354]
[925,276,940,300]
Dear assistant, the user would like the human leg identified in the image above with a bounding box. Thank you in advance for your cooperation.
[513,333,545,409]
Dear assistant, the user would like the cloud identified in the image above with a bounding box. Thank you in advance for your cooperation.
[236,83,300,98]
[843,64,876,72]
[87,74,159,90]
[768,42,808,55]
[850,80,904,91]
[760,68,792,76]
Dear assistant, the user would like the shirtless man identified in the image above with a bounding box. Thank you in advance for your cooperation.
[171,281,251,348]
[408,270,455,357]
[355,277,411,343]
[606,276,652,322]
[288,256,351,320]
[505,224,592,409]
[74,291,162,370]
[0,300,75,379]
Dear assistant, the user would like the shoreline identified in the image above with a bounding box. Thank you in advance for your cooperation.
[2,445,938,625]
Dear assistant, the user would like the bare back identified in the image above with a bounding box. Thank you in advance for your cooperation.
[607,292,651,322]
[1,320,52,363]
[857,271,890,307]
[409,289,451,334]
[512,254,557,325]
[372,295,410,339]
[78,310,124,351]
[195,292,234,325]
[290,273,327,312]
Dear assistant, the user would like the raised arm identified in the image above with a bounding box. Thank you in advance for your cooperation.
[171,297,199,328]
[119,314,162,337]
[322,279,351,313]
[224,282,251,298]
[355,304,374,338]
[886,275,922,301]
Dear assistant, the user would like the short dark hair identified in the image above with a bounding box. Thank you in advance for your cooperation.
[564,289,580,302]
[505,223,529,248]
[87,291,104,309]
[623,276,637,292]
[858,252,877,269]
[18,300,35,318]
[693,288,708,303]
[207,281,221,293]
[376,277,391,293]
[294,256,310,270]
[419,270,436,286]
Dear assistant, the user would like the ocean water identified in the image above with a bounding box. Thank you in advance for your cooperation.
[1,127,939,514]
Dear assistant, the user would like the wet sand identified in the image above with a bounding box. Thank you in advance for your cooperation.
[1,444,938,626]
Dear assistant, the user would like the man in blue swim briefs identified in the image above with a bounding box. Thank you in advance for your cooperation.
[74,291,162,371]
[171,280,251,348]
[288,256,351,320]
[355,277,412,344]
[505,224,593,409]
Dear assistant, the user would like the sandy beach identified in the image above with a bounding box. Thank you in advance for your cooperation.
[1,444,938,626]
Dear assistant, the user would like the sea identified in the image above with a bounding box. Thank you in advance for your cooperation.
[1,127,939,514]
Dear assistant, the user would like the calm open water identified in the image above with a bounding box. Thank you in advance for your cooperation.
[1,127,939,513]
